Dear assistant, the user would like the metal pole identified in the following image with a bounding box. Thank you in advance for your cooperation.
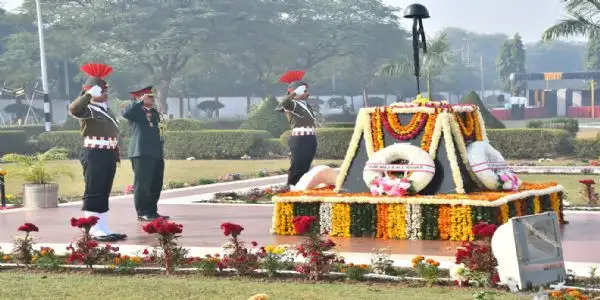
[35,0,51,131]
[0,175,5,208]
[592,79,595,119]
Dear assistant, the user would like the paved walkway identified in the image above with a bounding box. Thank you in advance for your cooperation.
[1,176,599,268]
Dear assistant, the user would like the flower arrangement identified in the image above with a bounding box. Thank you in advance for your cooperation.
[380,108,427,141]
[220,222,260,275]
[549,288,589,300]
[294,216,337,280]
[330,203,351,237]
[67,216,119,269]
[579,179,598,206]
[112,255,143,274]
[13,222,38,265]
[454,222,499,287]
[411,256,441,286]
[369,176,414,197]
[142,217,184,274]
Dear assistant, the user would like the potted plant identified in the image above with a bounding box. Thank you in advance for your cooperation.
[1,148,73,209]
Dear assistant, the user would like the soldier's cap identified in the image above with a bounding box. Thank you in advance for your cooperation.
[130,86,154,99]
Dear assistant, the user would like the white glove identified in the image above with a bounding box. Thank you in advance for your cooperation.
[87,85,102,97]
[294,85,306,95]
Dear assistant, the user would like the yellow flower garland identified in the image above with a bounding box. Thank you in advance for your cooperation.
[456,112,475,138]
[449,205,473,241]
[500,204,509,224]
[331,203,351,237]
[473,110,484,141]
[387,203,407,239]
[420,112,438,152]
[533,196,541,213]
[385,107,425,135]
[514,199,522,217]
[274,202,295,235]
[550,193,562,223]
[371,109,384,152]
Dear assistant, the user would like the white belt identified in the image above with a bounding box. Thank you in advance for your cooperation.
[291,127,316,136]
[83,136,118,149]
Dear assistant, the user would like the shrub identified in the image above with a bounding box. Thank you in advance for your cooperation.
[203,120,244,130]
[240,96,289,137]
[36,131,83,158]
[0,130,27,155]
[13,223,38,265]
[67,216,119,269]
[325,113,358,123]
[220,222,260,275]
[166,119,205,131]
[0,125,59,141]
[412,256,441,287]
[280,128,353,159]
[574,138,600,159]
[2,149,73,184]
[142,218,184,274]
[164,130,270,159]
[294,216,337,280]
[487,128,573,158]
[527,118,579,137]
[33,247,61,270]
[343,264,371,280]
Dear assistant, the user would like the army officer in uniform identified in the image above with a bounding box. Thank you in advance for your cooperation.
[123,86,169,222]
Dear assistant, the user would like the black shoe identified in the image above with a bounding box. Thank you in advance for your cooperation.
[156,214,170,219]
[92,235,120,242]
[109,233,127,240]
[137,215,157,222]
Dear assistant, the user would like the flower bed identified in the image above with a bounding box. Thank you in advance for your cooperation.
[271,183,566,241]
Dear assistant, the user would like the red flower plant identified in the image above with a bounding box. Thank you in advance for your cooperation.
[579,179,595,185]
[70,216,99,229]
[142,218,183,235]
[220,222,244,237]
[472,222,498,240]
[293,216,316,235]
[17,223,39,232]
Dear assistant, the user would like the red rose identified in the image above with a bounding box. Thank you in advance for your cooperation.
[579,179,595,185]
[220,222,244,237]
[87,240,98,248]
[17,222,39,232]
[70,216,99,228]
[251,241,258,247]
[143,249,149,255]
[293,216,316,235]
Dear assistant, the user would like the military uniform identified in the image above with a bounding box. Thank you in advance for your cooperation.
[69,63,126,242]
[277,73,318,186]
[123,86,167,221]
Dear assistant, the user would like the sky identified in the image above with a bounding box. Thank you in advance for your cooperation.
[1,0,570,43]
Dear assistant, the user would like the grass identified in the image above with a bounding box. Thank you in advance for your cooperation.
[519,174,595,206]
[0,159,341,200]
[0,270,530,300]
[502,118,600,139]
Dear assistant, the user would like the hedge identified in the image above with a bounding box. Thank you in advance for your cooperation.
[487,128,573,159]
[280,128,354,159]
[0,125,59,141]
[36,131,129,159]
[203,120,244,130]
[0,130,27,156]
[324,113,358,123]
[573,138,600,159]
[323,122,355,128]
[164,130,271,159]
[166,119,205,131]
[527,118,579,137]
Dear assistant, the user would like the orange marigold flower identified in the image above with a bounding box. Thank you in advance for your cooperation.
[550,291,562,298]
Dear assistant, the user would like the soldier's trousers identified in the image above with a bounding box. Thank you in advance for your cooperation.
[131,156,164,217]
[287,135,317,185]
[81,149,118,213]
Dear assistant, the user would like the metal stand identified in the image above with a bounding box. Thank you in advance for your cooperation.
[0,175,6,208]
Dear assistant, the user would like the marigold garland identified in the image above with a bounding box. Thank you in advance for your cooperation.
[533,196,541,213]
[371,109,384,151]
[456,112,475,139]
[274,202,295,235]
[330,203,351,237]
[514,199,523,217]
[550,193,562,223]
[387,204,407,239]
[381,108,427,140]
[420,112,438,152]
[438,205,451,240]
[473,110,484,141]
[449,205,474,241]
[376,204,390,239]
[500,204,509,224]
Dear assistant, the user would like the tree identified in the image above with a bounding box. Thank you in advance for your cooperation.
[197,100,224,120]
[378,32,453,98]
[542,0,600,41]
[240,96,288,137]
[496,34,526,95]
[460,91,505,129]
[586,37,600,70]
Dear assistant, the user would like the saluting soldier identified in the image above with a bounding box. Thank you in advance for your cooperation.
[277,70,318,187]
[68,63,127,242]
[123,86,168,222]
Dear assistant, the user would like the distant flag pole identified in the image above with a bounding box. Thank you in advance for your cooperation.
[35,0,52,131]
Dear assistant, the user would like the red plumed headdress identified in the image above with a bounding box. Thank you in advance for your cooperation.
[279,70,305,84]
[80,63,113,79]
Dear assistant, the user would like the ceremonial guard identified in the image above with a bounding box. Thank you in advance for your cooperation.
[123,86,168,221]
[277,70,318,186]
[69,63,127,242]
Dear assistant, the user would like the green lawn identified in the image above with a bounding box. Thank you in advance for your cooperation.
[519,174,592,206]
[0,270,530,300]
[0,159,341,201]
